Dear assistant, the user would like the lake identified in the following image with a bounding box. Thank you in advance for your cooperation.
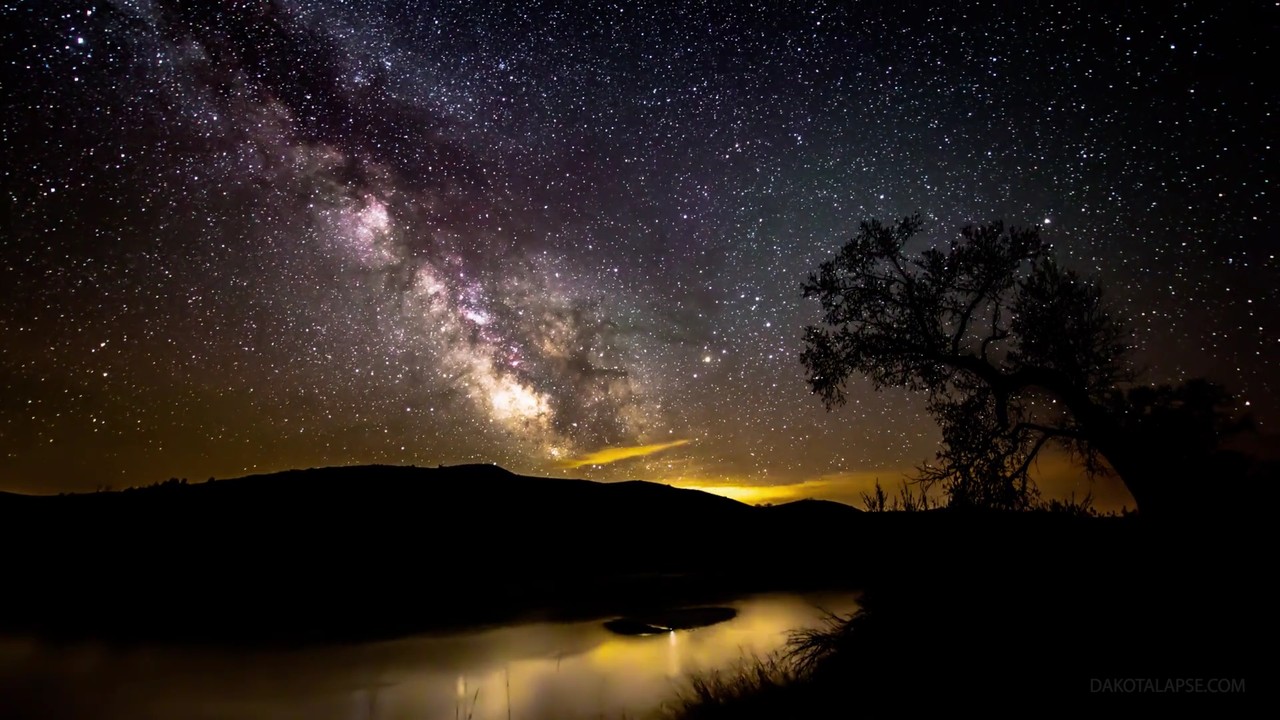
[0,592,859,720]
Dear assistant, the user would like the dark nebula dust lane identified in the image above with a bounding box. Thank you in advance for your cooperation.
[1,1,1275,505]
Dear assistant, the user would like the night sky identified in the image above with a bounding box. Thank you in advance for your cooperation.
[2,1,1275,507]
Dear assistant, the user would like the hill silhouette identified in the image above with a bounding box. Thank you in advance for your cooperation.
[0,464,865,644]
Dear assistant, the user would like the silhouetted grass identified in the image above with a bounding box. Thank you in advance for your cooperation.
[455,686,480,720]
[787,629,847,681]
[662,652,804,720]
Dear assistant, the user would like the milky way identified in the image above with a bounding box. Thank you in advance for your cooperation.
[2,1,1275,506]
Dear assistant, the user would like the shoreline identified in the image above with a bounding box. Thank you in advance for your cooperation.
[1,575,863,649]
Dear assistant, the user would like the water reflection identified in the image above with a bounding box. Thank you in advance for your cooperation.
[0,592,858,720]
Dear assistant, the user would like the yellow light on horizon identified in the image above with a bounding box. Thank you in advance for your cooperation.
[671,482,804,506]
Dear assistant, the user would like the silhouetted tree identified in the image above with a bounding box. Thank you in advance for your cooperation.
[801,215,1242,515]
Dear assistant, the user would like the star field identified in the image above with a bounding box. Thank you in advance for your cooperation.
[1,1,1275,506]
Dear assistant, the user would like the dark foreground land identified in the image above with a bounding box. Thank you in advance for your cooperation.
[668,507,1263,714]
[0,464,1263,710]
[0,464,865,644]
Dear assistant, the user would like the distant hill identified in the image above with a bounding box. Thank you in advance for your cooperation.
[0,464,866,643]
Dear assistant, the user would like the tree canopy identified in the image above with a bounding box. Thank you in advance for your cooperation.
[801,215,1244,515]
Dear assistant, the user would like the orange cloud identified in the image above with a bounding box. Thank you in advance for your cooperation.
[561,439,691,468]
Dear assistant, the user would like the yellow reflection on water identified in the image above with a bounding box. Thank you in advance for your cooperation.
[668,630,679,679]
[0,593,860,720]
[430,592,859,720]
